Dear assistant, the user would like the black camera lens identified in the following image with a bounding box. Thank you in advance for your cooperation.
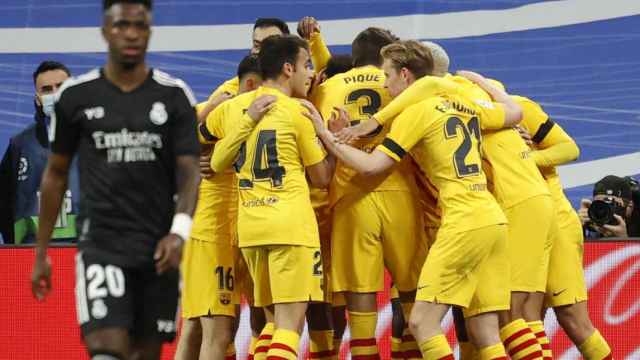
[588,200,614,226]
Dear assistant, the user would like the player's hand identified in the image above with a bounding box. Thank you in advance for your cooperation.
[514,125,533,145]
[300,99,325,133]
[456,70,487,85]
[334,117,378,144]
[328,107,350,134]
[197,92,234,123]
[247,95,277,122]
[209,91,234,108]
[598,214,628,237]
[308,69,326,97]
[297,16,320,40]
[154,234,184,275]
[199,145,214,179]
[31,254,52,301]
[578,198,591,226]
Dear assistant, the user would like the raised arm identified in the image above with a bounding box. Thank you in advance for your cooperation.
[298,16,331,72]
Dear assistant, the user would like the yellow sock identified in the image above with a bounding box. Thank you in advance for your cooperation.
[348,311,379,358]
[247,336,258,360]
[309,330,335,359]
[401,326,421,359]
[224,342,236,360]
[266,328,300,360]
[528,321,552,360]
[477,343,508,360]
[500,319,543,360]
[419,334,453,360]
[391,336,403,359]
[254,322,274,360]
[578,330,612,360]
[459,341,477,360]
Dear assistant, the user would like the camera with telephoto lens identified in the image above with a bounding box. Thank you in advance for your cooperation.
[587,196,626,226]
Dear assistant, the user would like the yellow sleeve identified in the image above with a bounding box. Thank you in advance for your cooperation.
[515,95,580,166]
[474,100,506,130]
[197,103,227,144]
[374,76,459,125]
[210,112,256,173]
[294,112,327,167]
[208,77,240,100]
[532,125,580,167]
[376,103,429,161]
[309,32,332,73]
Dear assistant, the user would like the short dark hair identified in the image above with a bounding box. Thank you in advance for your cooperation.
[253,18,290,35]
[352,27,398,67]
[324,54,354,79]
[103,0,152,11]
[32,61,71,85]
[237,55,261,80]
[258,35,308,81]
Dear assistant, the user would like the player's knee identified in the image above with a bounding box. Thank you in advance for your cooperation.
[90,350,125,360]
[554,304,594,339]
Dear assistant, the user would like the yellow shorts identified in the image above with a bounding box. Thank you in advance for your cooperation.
[319,215,334,304]
[416,224,509,315]
[504,195,554,293]
[545,210,588,307]
[180,238,240,318]
[241,245,324,307]
[331,191,428,293]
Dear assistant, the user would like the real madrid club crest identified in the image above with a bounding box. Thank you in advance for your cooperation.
[149,102,168,125]
[17,157,28,181]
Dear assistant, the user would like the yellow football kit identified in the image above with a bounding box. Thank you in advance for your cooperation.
[229,86,326,306]
[181,92,254,319]
[376,74,553,294]
[450,76,553,293]
[378,94,509,317]
[313,65,427,294]
[516,96,587,307]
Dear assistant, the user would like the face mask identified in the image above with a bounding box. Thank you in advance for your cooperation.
[40,93,56,117]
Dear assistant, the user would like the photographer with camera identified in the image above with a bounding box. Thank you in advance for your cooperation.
[579,175,640,238]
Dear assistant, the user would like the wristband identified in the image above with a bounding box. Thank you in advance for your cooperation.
[170,213,192,242]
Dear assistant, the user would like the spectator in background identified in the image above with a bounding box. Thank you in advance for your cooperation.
[0,61,79,244]
[578,175,640,238]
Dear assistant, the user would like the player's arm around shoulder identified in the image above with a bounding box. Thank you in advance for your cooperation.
[209,94,276,173]
[514,96,580,166]
[457,70,522,128]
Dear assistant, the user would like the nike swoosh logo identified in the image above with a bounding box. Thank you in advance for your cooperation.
[553,289,567,297]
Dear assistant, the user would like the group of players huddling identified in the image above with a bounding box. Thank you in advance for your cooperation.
[30,1,614,360]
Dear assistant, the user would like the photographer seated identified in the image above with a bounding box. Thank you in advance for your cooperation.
[578,175,640,238]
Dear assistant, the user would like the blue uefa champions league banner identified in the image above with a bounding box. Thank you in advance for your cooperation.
[0,0,639,207]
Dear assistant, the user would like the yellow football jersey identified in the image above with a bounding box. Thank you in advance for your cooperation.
[516,96,579,225]
[378,94,507,233]
[235,86,327,248]
[312,65,417,205]
[190,92,256,244]
[448,76,550,209]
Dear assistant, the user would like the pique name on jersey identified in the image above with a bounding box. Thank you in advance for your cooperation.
[342,73,381,85]
[92,128,163,163]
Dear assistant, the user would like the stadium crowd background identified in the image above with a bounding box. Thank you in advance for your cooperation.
[0,0,639,359]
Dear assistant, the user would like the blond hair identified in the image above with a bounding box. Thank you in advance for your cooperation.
[422,41,450,76]
[380,40,434,79]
